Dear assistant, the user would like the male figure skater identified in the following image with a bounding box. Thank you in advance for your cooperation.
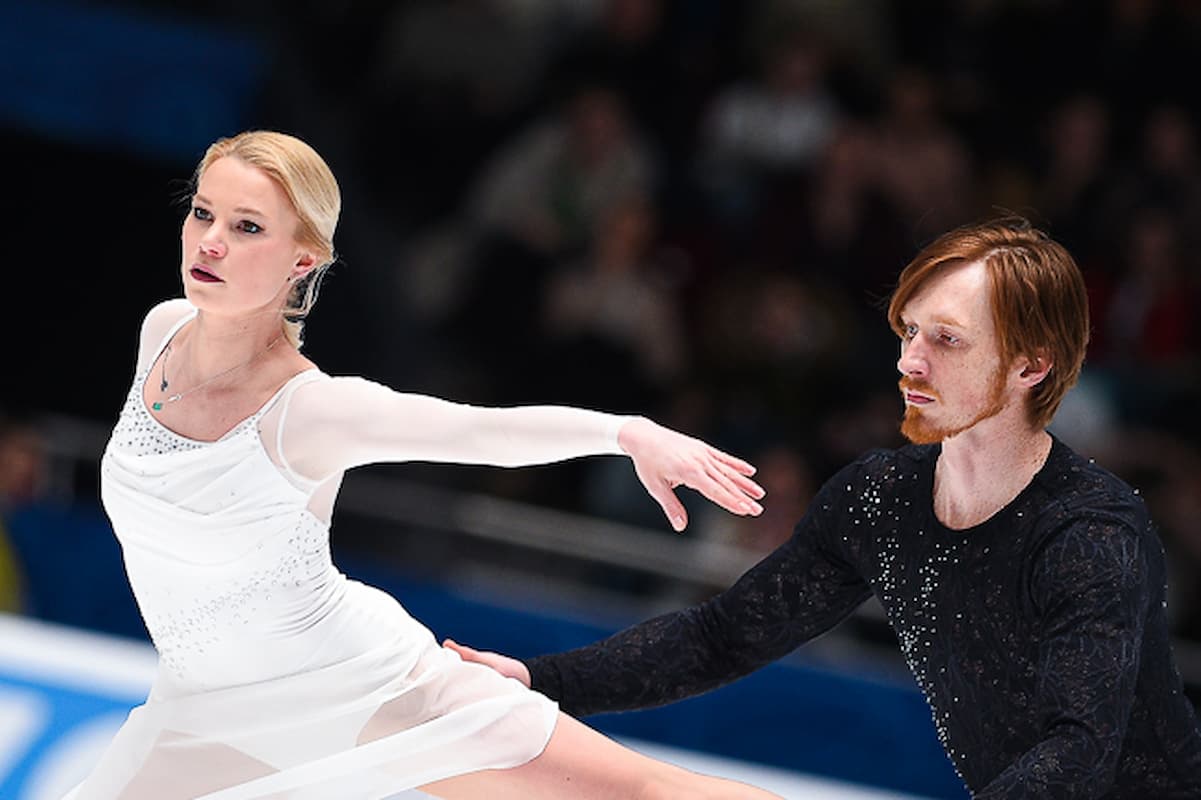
[451,217,1201,797]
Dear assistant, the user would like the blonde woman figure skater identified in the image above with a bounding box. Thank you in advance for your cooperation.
[65,131,780,799]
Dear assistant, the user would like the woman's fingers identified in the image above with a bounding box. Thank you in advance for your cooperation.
[708,447,758,477]
[644,477,688,532]
[728,467,767,501]
[697,462,764,516]
[625,422,766,529]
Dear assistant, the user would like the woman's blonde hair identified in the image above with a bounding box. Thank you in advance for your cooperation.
[195,131,341,347]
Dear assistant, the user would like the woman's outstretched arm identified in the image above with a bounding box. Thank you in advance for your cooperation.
[277,376,764,530]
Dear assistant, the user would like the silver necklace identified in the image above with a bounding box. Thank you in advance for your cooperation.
[153,336,283,411]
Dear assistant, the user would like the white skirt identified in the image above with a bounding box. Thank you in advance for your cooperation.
[64,582,559,799]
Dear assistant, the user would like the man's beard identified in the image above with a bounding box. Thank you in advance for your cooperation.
[899,366,1008,445]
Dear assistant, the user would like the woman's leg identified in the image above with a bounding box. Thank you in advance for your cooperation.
[418,712,783,800]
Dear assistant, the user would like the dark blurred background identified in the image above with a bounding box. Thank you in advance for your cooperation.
[2,0,1200,795]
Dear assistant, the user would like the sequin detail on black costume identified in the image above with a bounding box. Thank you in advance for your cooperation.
[530,439,1201,798]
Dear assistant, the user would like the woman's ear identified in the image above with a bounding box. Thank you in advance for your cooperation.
[291,251,317,281]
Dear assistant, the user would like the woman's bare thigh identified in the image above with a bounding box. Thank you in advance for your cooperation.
[418,712,782,800]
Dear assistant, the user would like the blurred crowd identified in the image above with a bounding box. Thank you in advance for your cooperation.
[5,0,1201,646]
[269,0,1201,637]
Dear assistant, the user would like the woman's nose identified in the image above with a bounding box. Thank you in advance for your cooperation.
[198,235,226,258]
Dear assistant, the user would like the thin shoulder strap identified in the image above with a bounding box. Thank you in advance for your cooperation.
[150,308,197,365]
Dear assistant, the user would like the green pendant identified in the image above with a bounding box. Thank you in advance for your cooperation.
[152,402,163,411]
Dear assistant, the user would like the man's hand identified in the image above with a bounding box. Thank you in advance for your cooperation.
[443,639,532,687]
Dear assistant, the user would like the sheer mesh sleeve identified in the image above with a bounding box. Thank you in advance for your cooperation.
[529,469,872,716]
[975,514,1150,799]
[274,376,631,482]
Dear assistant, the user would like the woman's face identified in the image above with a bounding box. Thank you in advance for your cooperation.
[180,156,312,317]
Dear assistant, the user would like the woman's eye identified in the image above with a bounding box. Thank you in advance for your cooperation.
[192,206,212,221]
[903,324,918,340]
[940,333,960,345]
[238,220,262,234]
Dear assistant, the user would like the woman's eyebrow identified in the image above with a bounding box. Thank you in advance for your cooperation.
[192,194,267,218]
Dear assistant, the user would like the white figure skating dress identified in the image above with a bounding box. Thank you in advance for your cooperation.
[67,304,628,799]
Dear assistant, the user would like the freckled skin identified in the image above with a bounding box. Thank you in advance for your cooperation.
[896,261,1011,444]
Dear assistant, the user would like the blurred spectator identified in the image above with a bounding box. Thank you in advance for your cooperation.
[694,264,861,454]
[1034,94,1113,260]
[745,0,893,87]
[360,0,569,222]
[759,122,912,305]
[0,418,38,613]
[872,67,975,239]
[468,84,656,258]
[1089,209,1201,444]
[1100,209,1198,369]
[696,29,840,229]
[548,0,674,145]
[1105,104,1201,251]
[414,84,659,403]
[539,192,689,412]
[0,416,144,639]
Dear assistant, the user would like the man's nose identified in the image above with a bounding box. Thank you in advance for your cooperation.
[897,338,928,378]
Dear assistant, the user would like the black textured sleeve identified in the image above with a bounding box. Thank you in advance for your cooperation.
[976,514,1150,799]
[528,474,872,717]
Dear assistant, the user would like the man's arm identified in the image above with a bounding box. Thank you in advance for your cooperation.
[527,501,872,717]
[976,515,1151,799]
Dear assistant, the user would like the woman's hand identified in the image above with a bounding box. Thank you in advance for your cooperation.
[444,639,531,687]
[617,417,765,532]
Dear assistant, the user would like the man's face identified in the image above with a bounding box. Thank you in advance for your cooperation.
[895,260,1012,444]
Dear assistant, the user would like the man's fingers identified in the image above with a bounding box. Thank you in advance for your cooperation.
[444,639,480,662]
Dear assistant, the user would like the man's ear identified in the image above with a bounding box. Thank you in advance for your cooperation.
[1016,350,1052,389]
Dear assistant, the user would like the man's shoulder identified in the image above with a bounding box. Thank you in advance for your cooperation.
[1040,438,1146,512]
[819,443,936,499]
[1027,438,1154,546]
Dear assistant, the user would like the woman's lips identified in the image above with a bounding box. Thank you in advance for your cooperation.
[190,265,223,283]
